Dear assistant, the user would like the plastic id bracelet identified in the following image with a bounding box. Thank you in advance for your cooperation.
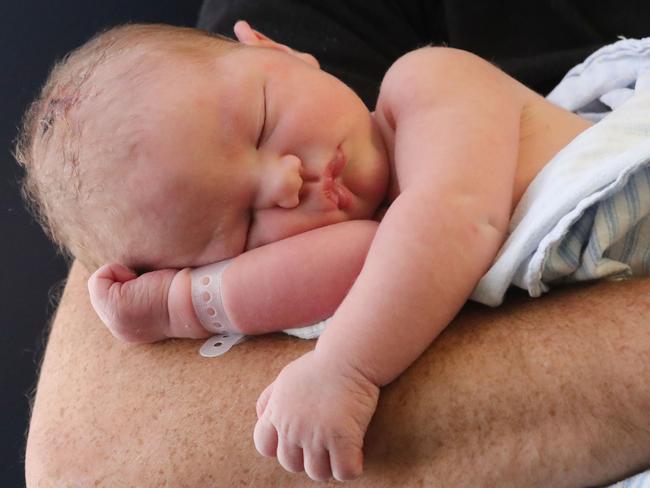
[190,259,246,357]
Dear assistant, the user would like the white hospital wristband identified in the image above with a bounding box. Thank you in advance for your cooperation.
[190,259,235,334]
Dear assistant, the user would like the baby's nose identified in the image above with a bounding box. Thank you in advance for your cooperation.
[270,154,303,209]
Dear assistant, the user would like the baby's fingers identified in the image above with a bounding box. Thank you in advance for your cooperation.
[256,383,274,418]
[253,417,278,458]
[88,264,176,343]
[88,263,136,298]
[329,442,364,481]
[303,446,332,481]
[88,264,137,322]
[277,438,304,474]
[100,263,138,283]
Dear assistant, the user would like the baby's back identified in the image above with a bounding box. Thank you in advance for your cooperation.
[374,48,593,220]
[512,91,593,208]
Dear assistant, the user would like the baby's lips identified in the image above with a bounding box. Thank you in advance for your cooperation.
[334,181,352,209]
[326,146,346,179]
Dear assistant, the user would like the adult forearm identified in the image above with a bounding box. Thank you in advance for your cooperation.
[369,284,650,487]
[26,262,650,487]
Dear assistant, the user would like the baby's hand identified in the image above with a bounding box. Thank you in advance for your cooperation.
[254,351,380,481]
[88,263,207,343]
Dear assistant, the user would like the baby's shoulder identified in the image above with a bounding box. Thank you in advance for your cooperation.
[377,47,524,121]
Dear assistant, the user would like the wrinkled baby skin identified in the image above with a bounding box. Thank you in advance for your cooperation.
[88,263,210,343]
[254,351,379,481]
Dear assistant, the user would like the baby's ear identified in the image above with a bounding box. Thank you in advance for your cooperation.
[233,20,320,68]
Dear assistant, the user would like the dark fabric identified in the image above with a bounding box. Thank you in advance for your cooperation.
[198,0,650,105]
[5,3,649,486]
[198,1,418,108]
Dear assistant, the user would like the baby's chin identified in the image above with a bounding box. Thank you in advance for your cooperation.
[343,152,390,218]
[350,174,389,220]
[344,196,383,225]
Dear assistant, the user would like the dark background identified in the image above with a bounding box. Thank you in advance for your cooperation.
[3,1,649,486]
[1,2,202,486]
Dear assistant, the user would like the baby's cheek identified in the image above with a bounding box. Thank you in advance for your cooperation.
[246,218,285,250]
[248,212,342,250]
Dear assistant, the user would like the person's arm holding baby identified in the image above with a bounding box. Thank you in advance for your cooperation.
[251,48,528,481]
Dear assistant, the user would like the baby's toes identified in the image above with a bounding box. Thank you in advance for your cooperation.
[303,445,332,481]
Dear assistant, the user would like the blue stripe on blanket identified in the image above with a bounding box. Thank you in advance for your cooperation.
[541,166,650,285]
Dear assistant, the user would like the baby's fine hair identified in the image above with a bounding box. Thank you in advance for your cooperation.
[14,23,235,271]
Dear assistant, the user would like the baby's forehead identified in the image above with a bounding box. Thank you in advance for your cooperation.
[103,41,252,120]
[80,57,200,143]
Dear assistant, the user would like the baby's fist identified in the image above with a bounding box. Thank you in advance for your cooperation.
[253,351,380,482]
[88,263,178,343]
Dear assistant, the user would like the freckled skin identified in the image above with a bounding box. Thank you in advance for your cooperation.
[27,262,650,487]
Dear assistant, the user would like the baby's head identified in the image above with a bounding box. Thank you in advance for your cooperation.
[16,22,389,273]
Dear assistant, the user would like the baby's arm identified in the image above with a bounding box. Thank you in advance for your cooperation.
[222,220,377,334]
[253,48,532,480]
[318,48,529,385]
[88,220,376,342]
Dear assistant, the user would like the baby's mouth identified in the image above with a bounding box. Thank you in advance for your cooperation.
[325,146,346,179]
[299,146,352,210]
[323,178,351,209]
[323,147,351,209]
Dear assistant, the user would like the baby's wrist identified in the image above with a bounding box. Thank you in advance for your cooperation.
[312,345,381,390]
[167,268,210,339]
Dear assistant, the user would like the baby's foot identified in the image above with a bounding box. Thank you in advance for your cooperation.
[88,264,208,343]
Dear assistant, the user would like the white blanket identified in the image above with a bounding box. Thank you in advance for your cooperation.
[472,57,650,305]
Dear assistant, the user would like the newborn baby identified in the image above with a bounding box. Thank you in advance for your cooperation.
[17,21,592,481]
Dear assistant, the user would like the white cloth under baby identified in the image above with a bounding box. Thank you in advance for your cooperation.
[546,37,650,121]
[608,470,650,488]
[471,37,650,306]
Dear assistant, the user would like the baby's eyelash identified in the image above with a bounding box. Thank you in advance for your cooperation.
[256,84,266,148]
[243,210,255,250]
